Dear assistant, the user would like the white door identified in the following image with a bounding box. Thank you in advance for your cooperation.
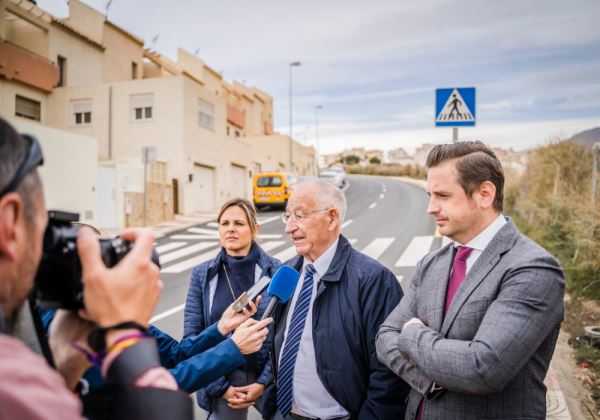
[194,165,214,212]
[231,165,247,199]
[97,167,117,228]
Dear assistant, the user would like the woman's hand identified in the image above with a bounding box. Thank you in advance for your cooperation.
[217,296,260,335]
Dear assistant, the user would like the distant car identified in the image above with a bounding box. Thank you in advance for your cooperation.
[319,171,343,188]
[327,167,347,186]
[253,172,298,210]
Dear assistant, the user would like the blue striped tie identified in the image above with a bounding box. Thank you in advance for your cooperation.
[276,263,316,417]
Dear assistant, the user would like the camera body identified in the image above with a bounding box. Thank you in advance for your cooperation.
[34,210,159,309]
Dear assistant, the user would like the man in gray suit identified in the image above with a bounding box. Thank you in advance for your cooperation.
[376,141,565,419]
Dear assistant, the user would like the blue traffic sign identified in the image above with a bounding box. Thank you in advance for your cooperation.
[435,87,476,127]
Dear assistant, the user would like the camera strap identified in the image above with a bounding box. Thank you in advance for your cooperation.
[28,296,56,368]
[105,339,161,385]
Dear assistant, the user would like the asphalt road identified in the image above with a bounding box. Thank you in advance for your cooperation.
[150,175,438,418]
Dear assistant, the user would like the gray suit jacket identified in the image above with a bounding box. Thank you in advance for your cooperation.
[376,220,565,420]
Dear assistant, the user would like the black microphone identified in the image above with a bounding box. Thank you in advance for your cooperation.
[261,265,300,320]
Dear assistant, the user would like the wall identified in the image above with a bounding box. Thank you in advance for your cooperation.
[48,24,104,87]
[102,22,144,83]
[64,0,104,45]
[0,79,48,123]
[247,134,316,176]
[7,117,98,225]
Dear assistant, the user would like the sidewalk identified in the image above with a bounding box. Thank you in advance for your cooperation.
[99,212,218,239]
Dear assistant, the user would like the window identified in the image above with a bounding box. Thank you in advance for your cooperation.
[198,98,214,129]
[235,130,240,137]
[226,126,230,136]
[15,95,41,121]
[130,94,153,121]
[256,176,283,187]
[71,99,92,126]
[57,56,66,87]
[132,62,138,79]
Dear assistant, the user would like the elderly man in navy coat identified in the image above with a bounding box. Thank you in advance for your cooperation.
[263,179,409,420]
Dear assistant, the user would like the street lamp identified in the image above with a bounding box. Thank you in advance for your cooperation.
[315,105,323,172]
[289,61,301,172]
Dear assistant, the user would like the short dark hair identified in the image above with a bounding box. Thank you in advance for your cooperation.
[426,141,504,211]
[0,118,42,226]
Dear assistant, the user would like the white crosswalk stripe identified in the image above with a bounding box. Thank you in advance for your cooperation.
[160,242,218,264]
[156,242,187,254]
[161,248,220,274]
[259,241,286,252]
[187,227,218,235]
[171,234,219,240]
[273,246,298,262]
[395,236,434,267]
[442,236,453,247]
[361,237,395,259]
[349,238,358,245]
[257,233,283,239]
[258,215,281,225]
[341,219,353,229]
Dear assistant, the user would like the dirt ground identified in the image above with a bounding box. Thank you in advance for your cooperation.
[555,295,600,419]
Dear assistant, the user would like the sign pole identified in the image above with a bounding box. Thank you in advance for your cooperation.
[453,127,458,143]
[143,149,148,226]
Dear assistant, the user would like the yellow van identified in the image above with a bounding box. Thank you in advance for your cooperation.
[253,172,298,209]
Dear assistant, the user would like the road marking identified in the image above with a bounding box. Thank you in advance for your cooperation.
[150,304,185,323]
[171,234,219,240]
[160,242,218,264]
[162,248,220,274]
[188,227,218,235]
[259,241,286,252]
[156,242,187,254]
[361,237,395,259]
[258,215,281,225]
[368,202,377,210]
[207,222,219,228]
[395,236,435,267]
[341,219,353,229]
[257,233,283,239]
[273,246,298,262]
[349,238,358,245]
[396,275,404,285]
[379,194,384,199]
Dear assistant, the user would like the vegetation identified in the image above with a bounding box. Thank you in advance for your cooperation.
[340,155,360,165]
[345,163,426,178]
[504,140,600,300]
[504,139,600,412]
[369,156,382,164]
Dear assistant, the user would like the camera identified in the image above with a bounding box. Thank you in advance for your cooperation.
[34,210,160,309]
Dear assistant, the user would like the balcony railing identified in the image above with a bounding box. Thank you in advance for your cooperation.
[0,41,59,92]
[227,104,245,129]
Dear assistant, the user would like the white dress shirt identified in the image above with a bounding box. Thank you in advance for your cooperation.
[278,238,349,419]
[454,214,507,274]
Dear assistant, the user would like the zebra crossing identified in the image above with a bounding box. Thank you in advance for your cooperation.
[156,223,449,284]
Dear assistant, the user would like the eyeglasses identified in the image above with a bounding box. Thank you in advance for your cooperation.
[0,134,44,198]
[281,208,329,224]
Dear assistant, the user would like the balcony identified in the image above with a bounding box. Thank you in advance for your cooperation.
[227,104,245,129]
[0,41,59,92]
[264,121,273,135]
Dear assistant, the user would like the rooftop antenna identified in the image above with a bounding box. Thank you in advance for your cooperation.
[151,34,160,51]
[105,0,113,19]
[194,48,201,56]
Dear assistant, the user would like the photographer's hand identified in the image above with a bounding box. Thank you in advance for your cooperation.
[49,310,94,390]
[218,296,260,336]
[77,227,162,327]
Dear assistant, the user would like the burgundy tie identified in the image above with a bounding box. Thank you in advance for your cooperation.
[444,246,473,316]
[416,246,473,420]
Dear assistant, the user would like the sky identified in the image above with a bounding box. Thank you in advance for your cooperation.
[40,0,600,155]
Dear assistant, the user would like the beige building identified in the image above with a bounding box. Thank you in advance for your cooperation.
[1,0,313,228]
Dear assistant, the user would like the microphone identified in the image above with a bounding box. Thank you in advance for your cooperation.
[260,265,300,320]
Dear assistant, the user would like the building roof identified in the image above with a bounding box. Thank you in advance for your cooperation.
[51,18,105,50]
[104,19,144,45]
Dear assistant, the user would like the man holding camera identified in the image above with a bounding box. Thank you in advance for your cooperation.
[0,117,270,418]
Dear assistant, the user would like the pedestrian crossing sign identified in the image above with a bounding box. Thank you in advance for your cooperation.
[435,87,476,127]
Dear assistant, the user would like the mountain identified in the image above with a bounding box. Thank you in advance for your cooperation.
[571,127,600,149]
